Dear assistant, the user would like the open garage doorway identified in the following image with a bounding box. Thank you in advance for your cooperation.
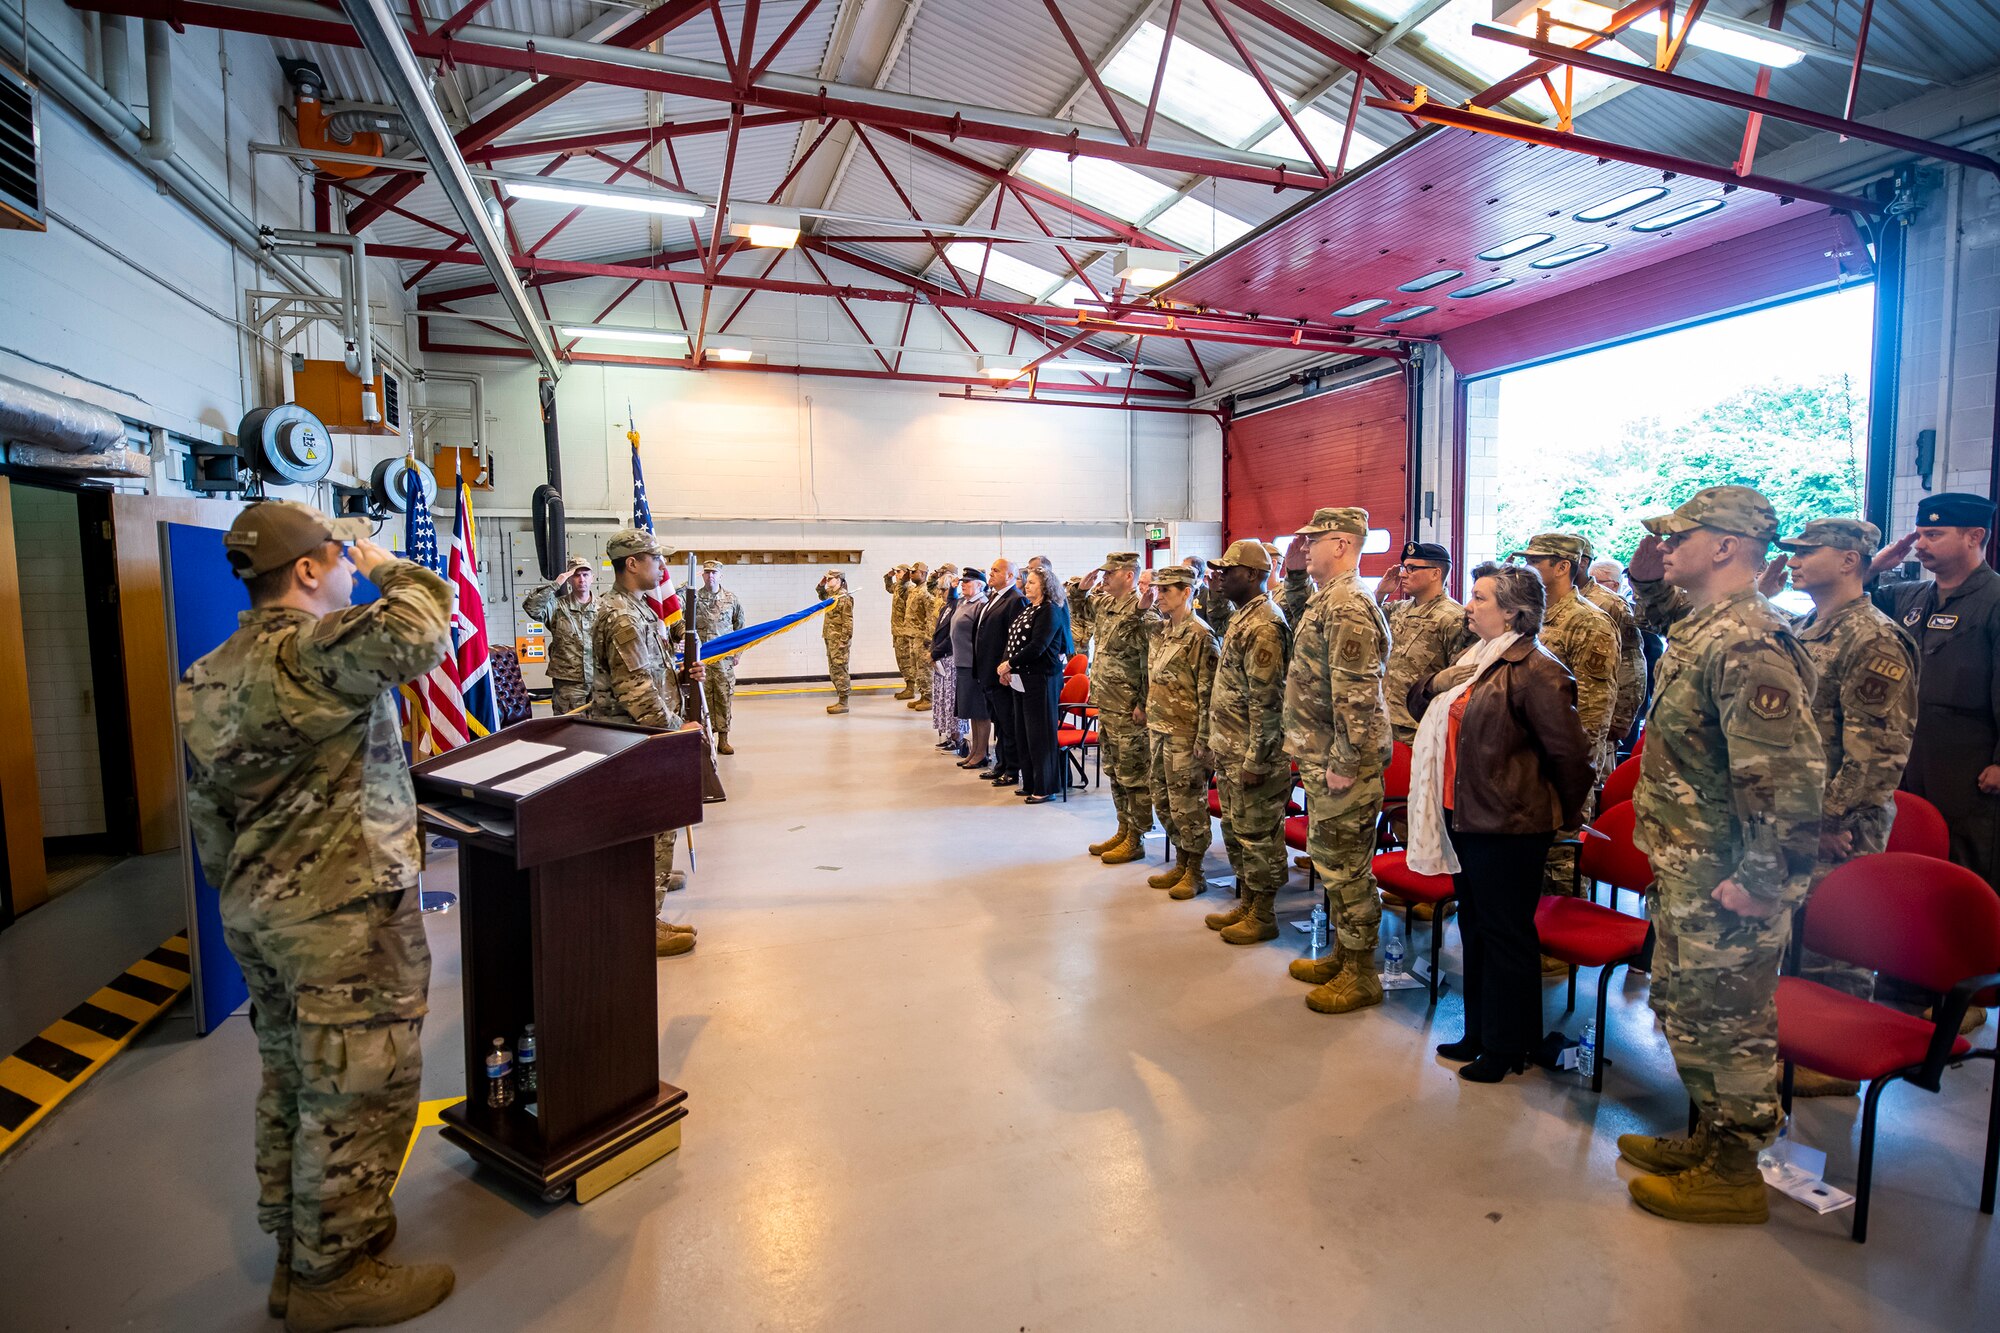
[1462,284,1877,589]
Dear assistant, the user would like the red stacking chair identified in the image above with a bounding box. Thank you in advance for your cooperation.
[1064,651,1088,678]
[1597,753,1642,814]
[1777,852,2000,1242]
[1578,801,1654,909]
[1372,850,1457,1006]
[1377,742,1413,849]
[1056,675,1098,796]
[1630,726,1645,758]
[1536,804,1655,1093]
[1886,790,1951,860]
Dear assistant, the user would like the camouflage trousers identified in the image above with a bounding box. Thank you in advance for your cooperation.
[652,828,680,916]
[703,657,737,735]
[1216,767,1288,894]
[1299,764,1385,952]
[549,679,590,715]
[1648,873,1791,1152]
[1099,714,1153,833]
[896,635,928,697]
[223,889,429,1282]
[1147,730,1210,856]
[824,636,850,697]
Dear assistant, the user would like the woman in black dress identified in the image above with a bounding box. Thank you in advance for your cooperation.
[1000,566,1070,803]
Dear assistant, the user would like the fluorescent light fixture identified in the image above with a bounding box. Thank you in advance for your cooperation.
[979,356,1029,380]
[560,324,690,348]
[1115,248,1193,289]
[704,338,755,363]
[727,203,802,249]
[498,175,707,218]
[977,356,1119,381]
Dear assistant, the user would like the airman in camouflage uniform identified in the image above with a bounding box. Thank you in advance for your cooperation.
[817,569,854,713]
[1283,508,1394,1014]
[1192,556,1235,647]
[1385,541,1471,747]
[523,555,597,714]
[900,564,935,709]
[178,501,455,1326]
[592,528,699,958]
[1204,540,1292,944]
[695,561,747,753]
[1143,564,1218,898]
[1575,536,1647,749]
[1075,553,1154,864]
[885,566,918,700]
[1615,487,1824,1227]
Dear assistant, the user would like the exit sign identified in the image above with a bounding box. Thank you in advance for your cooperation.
[1146,525,1166,542]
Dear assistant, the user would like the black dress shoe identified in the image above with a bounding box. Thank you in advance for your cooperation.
[987,772,1017,785]
[1013,786,1031,796]
[1458,1053,1530,1084]
[1024,794,1054,805]
[1435,1038,1481,1063]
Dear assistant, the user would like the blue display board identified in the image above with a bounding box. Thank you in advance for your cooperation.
[160,521,379,1034]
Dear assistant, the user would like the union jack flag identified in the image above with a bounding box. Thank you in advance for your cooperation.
[448,469,498,739]
[399,462,495,754]
[630,428,682,627]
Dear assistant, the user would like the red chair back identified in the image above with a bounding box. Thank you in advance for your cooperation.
[1886,791,1950,860]
[1382,742,1413,802]
[1805,853,2000,999]
[1059,675,1089,705]
[1630,726,1645,757]
[1579,802,1653,896]
[1065,652,1088,677]
[1599,754,1642,811]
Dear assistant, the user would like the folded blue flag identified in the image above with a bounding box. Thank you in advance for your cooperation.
[688,598,834,663]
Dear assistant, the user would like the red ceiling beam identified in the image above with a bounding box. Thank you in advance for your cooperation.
[1365,96,1882,215]
[1219,0,1416,101]
[1139,0,1186,149]
[881,130,1160,248]
[1471,0,1664,110]
[1042,0,1139,146]
[747,0,823,83]
[473,111,810,165]
[1202,0,1329,178]
[940,389,1225,421]
[1470,24,2000,177]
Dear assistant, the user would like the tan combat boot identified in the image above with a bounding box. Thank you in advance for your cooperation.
[1147,854,1186,890]
[273,1223,399,1316]
[1205,893,1250,931]
[284,1254,454,1333]
[893,686,914,700]
[655,922,696,957]
[1789,1066,1861,1098]
[1628,1143,1769,1225]
[1289,944,1345,986]
[1618,1124,1710,1175]
[826,696,849,715]
[1100,829,1146,865]
[716,731,734,755]
[1090,824,1130,857]
[1307,948,1383,1013]
[1219,891,1278,945]
[1167,853,1207,899]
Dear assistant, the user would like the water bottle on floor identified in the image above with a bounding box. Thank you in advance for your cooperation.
[485,1037,515,1109]
[517,1024,538,1099]
[1384,935,1405,976]
[1309,902,1327,956]
[1578,1021,1597,1081]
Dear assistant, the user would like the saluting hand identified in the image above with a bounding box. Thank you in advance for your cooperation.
[1711,878,1778,918]
[1871,531,1919,577]
[1627,534,1667,583]
[348,539,394,581]
[1756,557,1790,599]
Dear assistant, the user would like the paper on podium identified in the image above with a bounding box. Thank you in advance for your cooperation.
[427,740,563,785]
[494,751,603,795]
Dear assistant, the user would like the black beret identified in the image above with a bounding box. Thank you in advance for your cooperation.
[1400,541,1452,565]
[1917,492,1996,528]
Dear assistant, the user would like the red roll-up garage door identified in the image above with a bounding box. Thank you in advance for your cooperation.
[1225,370,1407,577]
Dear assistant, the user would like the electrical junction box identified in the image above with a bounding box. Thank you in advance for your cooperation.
[292,359,403,435]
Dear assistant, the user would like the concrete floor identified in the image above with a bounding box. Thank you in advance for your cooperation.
[2,691,1996,1331]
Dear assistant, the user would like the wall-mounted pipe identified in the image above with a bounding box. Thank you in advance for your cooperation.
[140,19,175,160]
[0,374,128,454]
[100,13,131,106]
[271,229,380,422]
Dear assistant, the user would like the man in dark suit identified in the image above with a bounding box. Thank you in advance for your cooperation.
[974,557,1026,784]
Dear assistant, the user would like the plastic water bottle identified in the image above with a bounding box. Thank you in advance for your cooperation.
[1384,936,1405,976]
[1578,1022,1597,1081]
[1309,902,1328,956]
[517,1024,538,1099]
[485,1037,515,1109]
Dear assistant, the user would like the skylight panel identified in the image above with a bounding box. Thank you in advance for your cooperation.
[1150,196,1254,255]
[1401,0,1640,121]
[940,242,1063,300]
[1102,23,1274,147]
[1250,106,1388,170]
[1016,150,1177,222]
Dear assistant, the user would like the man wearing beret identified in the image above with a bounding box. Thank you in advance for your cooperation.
[1869,492,2000,889]
[523,555,597,715]
[1616,486,1823,1226]
[696,559,747,754]
[1384,541,1472,749]
[1204,540,1292,943]
[1283,507,1394,1014]
[592,527,702,958]
[1077,553,1155,864]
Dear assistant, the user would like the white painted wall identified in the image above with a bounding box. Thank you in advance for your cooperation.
[10,485,104,840]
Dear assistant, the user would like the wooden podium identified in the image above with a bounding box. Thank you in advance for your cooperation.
[411,717,702,1203]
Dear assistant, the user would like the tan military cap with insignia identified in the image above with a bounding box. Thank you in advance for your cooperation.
[1295,506,1370,538]
[566,555,593,574]
[1153,564,1195,589]
[1777,517,1881,555]
[1100,551,1141,573]
[605,528,664,560]
[1513,532,1590,562]
[1641,485,1779,541]
[1214,537,1272,571]
[700,559,722,572]
[223,500,373,578]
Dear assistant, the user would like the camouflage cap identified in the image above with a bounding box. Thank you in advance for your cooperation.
[1641,485,1779,541]
[1513,532,1590,562]
[1295,506,1370,538]
[1214,537,1272,572]
[1777,516,1882,555]
[1100,551,1141,573]
[605,527,664,561]
[1153,563,1196,589]
[700,559,721,571]
[566,554,594,574]
[222,500,372,578]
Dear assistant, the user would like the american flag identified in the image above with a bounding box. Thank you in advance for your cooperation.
[399,462,475,755]
[629,428,682,628]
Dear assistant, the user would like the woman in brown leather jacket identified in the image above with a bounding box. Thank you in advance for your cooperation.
[1407,562,1596,1083]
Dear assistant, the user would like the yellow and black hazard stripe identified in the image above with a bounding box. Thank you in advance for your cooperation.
[0,932,191,1158]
